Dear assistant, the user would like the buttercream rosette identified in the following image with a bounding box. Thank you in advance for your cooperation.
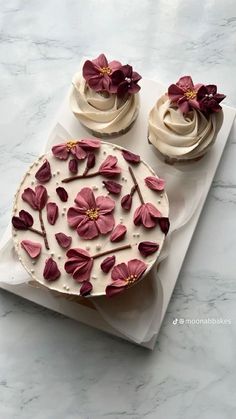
[148,76,225,163]
[70,53,141,138]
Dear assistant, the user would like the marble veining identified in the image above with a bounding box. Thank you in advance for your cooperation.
[0,1,236,418]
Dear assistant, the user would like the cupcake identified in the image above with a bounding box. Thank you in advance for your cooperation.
[70,53,141,138]
[148,76,226,164]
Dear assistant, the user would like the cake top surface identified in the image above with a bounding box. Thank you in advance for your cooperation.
[12,139,169,298]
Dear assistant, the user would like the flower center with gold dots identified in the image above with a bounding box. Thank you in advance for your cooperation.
[184,89,197,100]
[86,208,99,220]
[126,274,137,285]
[99,66,112,76]
[66,140,78,150]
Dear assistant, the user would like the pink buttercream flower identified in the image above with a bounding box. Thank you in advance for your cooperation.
[52,138,101,161]
[106,259,147,297]
[64,248,94,282]
[133,203,162,229]
[197,84,226,114]
[82,53,122,92]
[67,187,115,239]
[168,76,202,113]
[110,65,142,98]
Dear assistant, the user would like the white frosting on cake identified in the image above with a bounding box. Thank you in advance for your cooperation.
[70,74,139,135]
[12,142,169,297]
[148,94,223,160]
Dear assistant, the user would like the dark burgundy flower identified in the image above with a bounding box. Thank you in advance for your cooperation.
[46,203,58,225]
[106,259,147,297]
[21,240,42,259]
[122,150,140,164]
[133,203,162,228]
[110,224,127,242]
[65,248,94,282]
[121,194,132,210]
[35,160,52,183]
[168,76,202,113]
[52,138,101,161]
[82,53,122,92]
[197,84,226,114]
[69,158,78,174]
[55,232,72,249]
[158,217,170,235]
[56,187,68,202]
[138,241,159,257]
[100,255,116,273]
[12,210,33,230]
[22,185,48,211]
[102,180,122,195]
[43,258,61,281]
[80,281,93,297]
[110,65,141,98]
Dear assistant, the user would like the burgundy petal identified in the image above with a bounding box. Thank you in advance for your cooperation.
[159,217,170,235]
[21,240,41,259]
[145,176,165,191]
[68,158,78,174]
[56,187,68,202]
[55,232,72,249]
[22,188,37,210]
[19,210,34,227]
[46,202,59,225]
[43,258,61,281]
[100,255,116,273]
[138,241,159,257]
[99,155,121,177]
[86,152,96,170]
[102,180,122,195]
[35,185,48,210]
[122,150,140,164]
[80,281,93,296]
[12,216,28,230]
[52,143,68,160]
[35,160,52,183]
[121,194,132,210]
[110,224,127,242]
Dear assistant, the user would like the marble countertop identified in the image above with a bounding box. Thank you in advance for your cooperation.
[0,1,236,418]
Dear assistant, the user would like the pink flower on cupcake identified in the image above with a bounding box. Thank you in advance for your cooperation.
[83,53,122,92]
[67,187,115,239]
[168,76,202,113]
[106,259,147,297]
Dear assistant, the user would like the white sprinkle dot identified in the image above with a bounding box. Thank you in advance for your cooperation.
[137,233,140,237]
[31,269,34,273]
[158,200,161,204]
[35,162,38,166]
[32,260,36,265]
[160,194,163,198]
[66,286,70,291]
[62,213,65,216]
[31,181,35,185]
[92,275,97,280]
[122,176,125,181]
[96,244,101,250]
[57,170,60,175]
[63,207,67,211]
[58,255,61,260]
[53,173,56,177]
[103,151,107,155]
[56,182,59,186]
[50,252,54,257]
[63,284,67,289]
[86,246,90,250]
[93,185,98,191]
[19,257,22,261]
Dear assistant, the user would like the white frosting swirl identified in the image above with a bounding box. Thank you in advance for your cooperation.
[70,73,139,135]
[148,94,223,160]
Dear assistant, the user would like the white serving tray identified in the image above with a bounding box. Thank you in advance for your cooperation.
[1,79,235,349]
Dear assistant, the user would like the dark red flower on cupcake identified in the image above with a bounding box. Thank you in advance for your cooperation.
[168,76,202,113]
[65,248,94,282]
[111,65,141,98]
[197,84,226,114]
[52,138,101,161]
[22,185,48,211]
[133,203,162,228]
[67,187,115,239]
[83,53,122,92]
[106,259,147,297]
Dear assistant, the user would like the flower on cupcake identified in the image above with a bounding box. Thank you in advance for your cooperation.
[67,187,115,239]
[168,76,225,114]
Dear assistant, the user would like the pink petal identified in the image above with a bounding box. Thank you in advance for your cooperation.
[77,218,99,240]
[66,248,91,260]
[133,204,143,226]
[72,259,93,282]
[35,160,52,183]
[71,144,87,160]
[109,60,122,71]
[93,53,108,68]
[52,143,69,160]
[106,283,126,297]
[127,259,147,279]
[67,207,85,228]
[22,188,37,210]
[21,240,41,258]
[100,255,116,273]
[146,203,162,218]
[85,152,96,170]
[102,180,122,195]
[80,281,93,296]
[56,187,68,202]
[110,224,127,242]
[121,194,132,210]
[55,232,72,249]
[158,217,170,235]
[168,84,184,102]
[140,205,158,228]
[95,214,115,235]
[122,150,140,164]
[82,60,100,80]
[138,241,159,257]
[43,258,61,281]
[145,176,165,191]
[68,158,78,174]
[88,75,105,92]
[96,195,115,214]
[177,76,194,91]
[111,263,129,281]
[46,202,58,225]
[35,185,48,210]
[74,187,96,210]
[99,155,121,177]
[79,138,101,150]
[178,99,190,114]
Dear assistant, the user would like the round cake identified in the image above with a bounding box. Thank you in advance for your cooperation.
[70,53,141,138]
[148,76,225,163]
[12,139,169,298]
